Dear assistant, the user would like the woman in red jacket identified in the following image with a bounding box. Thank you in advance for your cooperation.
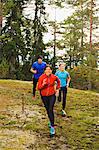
[38,65,60,136]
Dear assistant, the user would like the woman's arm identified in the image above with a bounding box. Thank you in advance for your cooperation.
[56,76,60,89]
[66,76,71,87]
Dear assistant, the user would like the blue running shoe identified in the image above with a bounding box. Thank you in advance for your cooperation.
[50,126,55,136]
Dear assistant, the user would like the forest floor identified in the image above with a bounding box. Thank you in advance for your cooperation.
[0,80,99,150]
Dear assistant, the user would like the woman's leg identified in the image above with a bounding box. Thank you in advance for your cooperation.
[41,95,56,135]
[62,88,67,110]
[41,96,49,119]
[48,95,56,127]
[41,95,56,127]
[58,89,61,102]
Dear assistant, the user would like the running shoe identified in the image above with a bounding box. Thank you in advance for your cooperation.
[50,126,55,136]
[61,110,66,117]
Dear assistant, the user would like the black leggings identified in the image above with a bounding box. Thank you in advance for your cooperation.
[33,78,38,96]
[41,94,56,127]
[58,86,67,110]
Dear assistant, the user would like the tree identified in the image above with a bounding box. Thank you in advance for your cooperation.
[0,0,48,79]
[1,0,29,78]
[32,0,47,58]
[0,0,3,30]
[55,0,98,68]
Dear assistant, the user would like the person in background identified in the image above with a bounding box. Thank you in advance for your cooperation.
[55,63,71,116]
[37,65,60,137]
[30,55,46,100]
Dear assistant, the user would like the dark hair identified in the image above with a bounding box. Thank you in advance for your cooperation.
[44,64,53,70]
[59,63,66,67]
[37,55,43,59]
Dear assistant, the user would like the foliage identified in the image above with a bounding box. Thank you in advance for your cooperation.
[0,0,98,89]
[1,0,30,78]
[0,59,9,78]
[16,61,32,81]
[1,0,48,79]
[32,0,47,58]
[53,0,98,69]
[68,65,99,91]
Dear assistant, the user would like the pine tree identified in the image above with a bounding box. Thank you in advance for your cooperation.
[32,0,47,58]
[0,0,29,78]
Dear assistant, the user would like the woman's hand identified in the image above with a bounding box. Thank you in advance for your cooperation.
[42,79,47,86]
[66,83,69,88]
[55,89,59,97]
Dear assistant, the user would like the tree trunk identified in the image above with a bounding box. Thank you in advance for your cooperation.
[90,0,93,51]
[80,0,84,62]
[88,0,94,90]
[0,0,3,31]
[53,22,56,68]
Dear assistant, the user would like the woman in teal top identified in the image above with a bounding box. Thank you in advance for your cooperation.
[55,63,71,116]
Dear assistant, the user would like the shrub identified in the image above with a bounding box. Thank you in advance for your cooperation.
[68,65,99,91]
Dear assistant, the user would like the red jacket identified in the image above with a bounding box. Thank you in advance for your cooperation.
[38,73,60,96]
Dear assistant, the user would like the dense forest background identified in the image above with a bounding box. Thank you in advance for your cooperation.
[0,0,99,91]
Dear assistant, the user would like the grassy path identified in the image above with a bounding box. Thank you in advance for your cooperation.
[0,80,99,150]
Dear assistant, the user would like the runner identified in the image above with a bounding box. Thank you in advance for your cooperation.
[30,56,46,100]
[55,63,71,116]
[37,65,60,136]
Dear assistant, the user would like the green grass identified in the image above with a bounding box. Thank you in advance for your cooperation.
[0,79,99,150]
